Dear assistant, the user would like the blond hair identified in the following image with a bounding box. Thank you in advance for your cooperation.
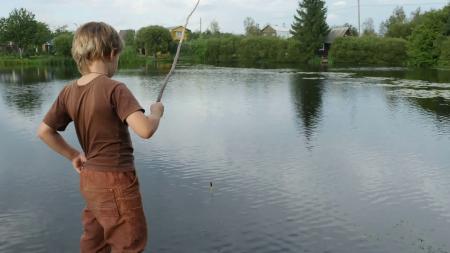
[71,22,123,74]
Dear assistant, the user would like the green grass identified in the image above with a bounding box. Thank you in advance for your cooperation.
[0,55,74,68]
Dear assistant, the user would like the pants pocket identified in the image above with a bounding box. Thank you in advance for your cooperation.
[116,175,143,216]
[81,187,120,217]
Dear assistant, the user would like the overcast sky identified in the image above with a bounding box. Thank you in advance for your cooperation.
[1,0,449,34]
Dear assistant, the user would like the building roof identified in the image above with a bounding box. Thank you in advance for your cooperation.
[167,26,191,32]
[262,24,290,33]
[325,27,350,44]
[261,24,292,38]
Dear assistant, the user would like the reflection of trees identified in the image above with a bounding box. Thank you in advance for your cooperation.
[409,97,450,124]
[0,66,77,115]
[290,74,324,147]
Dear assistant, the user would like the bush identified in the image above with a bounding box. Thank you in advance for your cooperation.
[407,9,448,67]
[118,46,146,67]
[438,37,450,67]
[329,36,407,66]
[53,33,73,57]
[182,35,302,65]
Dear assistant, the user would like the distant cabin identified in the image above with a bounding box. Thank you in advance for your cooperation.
[261,25,292,39]
[167,26,191,41]
[322,26,352,57]
[0,41,17,54]
[42,41,53,53]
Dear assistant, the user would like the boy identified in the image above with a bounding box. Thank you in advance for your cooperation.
[37,22,163,252]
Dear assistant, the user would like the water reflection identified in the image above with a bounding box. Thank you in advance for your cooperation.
[290,74,324,147]
[409,97,450,126]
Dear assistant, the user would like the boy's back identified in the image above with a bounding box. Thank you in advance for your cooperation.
[44,75,144,172]
[37,21,164,252]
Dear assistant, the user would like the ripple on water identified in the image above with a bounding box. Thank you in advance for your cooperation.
[0,210,46,253]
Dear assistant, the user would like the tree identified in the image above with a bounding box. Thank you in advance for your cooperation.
[343,23,359,36]
[362,18,376,36]
[34,22,52,51]
[290,0,329,62]
[53,25,71,37]
[208,20,220,35]
[136,25,172,61]
[244,17,261,36]
[123,30,136,47]
[53,33,73,57]
[382,6,413,39]
[407,7,449,67]
[0,8,42,58]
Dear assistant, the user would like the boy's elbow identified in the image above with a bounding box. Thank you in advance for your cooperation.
[141,128,156,139]
[37,127,46,140]
[36,123,55,140]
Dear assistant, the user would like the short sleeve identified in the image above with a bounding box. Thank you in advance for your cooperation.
[43,87,72,131]
[111,83,145,123]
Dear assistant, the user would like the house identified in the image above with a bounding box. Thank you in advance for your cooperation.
[42,41,53,53]
[0,41,17,54]
[261,24,292,39]
[167,26,191,41]
[321,26,352,57]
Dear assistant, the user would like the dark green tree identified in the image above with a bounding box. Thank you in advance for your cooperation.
[53,33,74,57]
[290,0,329,63]
[407,6,450,67]
[34,22,52,51]
[136,25,172,61]
[0,8,43,58]
[123,30,136,47]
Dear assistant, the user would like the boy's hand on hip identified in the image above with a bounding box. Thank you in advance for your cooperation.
[150,102,164,118]
[71,152,87,174]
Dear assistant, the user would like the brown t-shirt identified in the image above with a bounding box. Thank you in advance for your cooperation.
[43,75,145,172]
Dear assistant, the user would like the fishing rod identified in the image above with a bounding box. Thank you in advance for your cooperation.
[156,0,201,102]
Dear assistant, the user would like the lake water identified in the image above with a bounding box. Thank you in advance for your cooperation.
[0,65,450,253]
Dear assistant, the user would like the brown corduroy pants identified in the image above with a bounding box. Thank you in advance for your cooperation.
[79,169,148,253]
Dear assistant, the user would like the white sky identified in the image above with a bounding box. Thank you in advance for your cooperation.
[1,0,449,34]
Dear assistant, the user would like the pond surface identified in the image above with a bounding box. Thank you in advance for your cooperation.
[0,65,450,253]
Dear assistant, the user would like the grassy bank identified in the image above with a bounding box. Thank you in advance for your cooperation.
[0,55,74,68]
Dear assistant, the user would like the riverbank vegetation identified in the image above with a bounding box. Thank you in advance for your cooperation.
[1,3,450,69]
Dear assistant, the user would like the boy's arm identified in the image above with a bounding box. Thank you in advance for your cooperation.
[126,102,164,139]
[37,122,85,172]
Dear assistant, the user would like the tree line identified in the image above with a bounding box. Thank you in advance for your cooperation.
[1,2,450,68]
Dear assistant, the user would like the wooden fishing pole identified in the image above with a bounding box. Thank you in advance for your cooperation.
[156,0,201,102]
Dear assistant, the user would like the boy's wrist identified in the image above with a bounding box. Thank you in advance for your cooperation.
[150,112,162,118]
[69,150,80,161]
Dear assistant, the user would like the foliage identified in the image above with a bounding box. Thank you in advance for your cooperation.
[343,23,358,36]
[362,18,376,36]
[329,36,408,66]
[0,8,48,57]
[118,45,146,67]
[438,37,450,66]
[136,25,172,60]
[182,35,302,65]
[407,7,450,67]
[244,17,261,36]
[381,7,422,39]
[53,33,73,57]
[123,30,136,47]
[291,0,329,63]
